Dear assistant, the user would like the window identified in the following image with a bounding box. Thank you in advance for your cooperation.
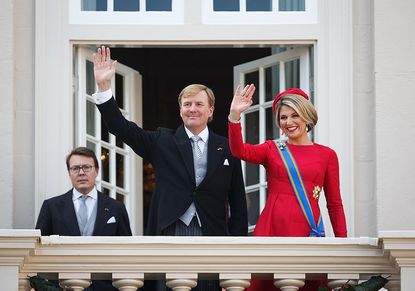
[233,47,312,232]
[77,48,143,233]
[70,0,183,24]
[204,0,316,24]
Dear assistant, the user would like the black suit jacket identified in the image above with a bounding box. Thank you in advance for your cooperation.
[35,190,132,236]
[98,97,247,236]
[35,190,132,291]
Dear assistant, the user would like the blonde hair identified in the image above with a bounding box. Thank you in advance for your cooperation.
[274,94,318,132]
[178,84,215,122]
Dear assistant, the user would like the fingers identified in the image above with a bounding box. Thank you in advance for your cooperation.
[235,84,241,96]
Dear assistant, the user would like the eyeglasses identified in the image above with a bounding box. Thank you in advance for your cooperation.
[69,165,95,174]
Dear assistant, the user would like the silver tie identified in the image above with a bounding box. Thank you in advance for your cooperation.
[78,195,89,234]
[191,136,203,186]
[191,136,202,159]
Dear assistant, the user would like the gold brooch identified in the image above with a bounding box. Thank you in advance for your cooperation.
[312,185,321,200]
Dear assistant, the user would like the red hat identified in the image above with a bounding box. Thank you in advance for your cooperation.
[272,88,309,112]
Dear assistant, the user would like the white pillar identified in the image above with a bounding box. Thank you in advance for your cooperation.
[327,273,359,290]
[219,273,251,291]
[274,274,305,291]
[0,266,19,291]
[166,273,198,291]
[59,279,91,291]
[401,267,415,291]
[113,273,145,291]
[59,273,91,291]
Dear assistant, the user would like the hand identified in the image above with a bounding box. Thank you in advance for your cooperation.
[229,84,256,121]
[92,46,117,92]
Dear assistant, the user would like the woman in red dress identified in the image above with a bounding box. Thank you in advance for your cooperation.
[228,85,347,291]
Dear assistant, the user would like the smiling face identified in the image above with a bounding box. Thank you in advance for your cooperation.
[278,105,310,144]
[180,90,214,135]
[68,154,98,195]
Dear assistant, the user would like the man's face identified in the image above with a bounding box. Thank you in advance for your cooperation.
[68,155,98,194]
[180,90,214,135]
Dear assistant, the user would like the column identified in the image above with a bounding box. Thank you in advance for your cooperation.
[113,273,144,291]
[327,273,359,289]
[166,273,198,291]
[59,272,91,291]
[274,274,305,291]
[220,273,251,291]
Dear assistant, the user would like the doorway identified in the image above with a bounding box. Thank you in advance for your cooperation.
[109,47,273,231]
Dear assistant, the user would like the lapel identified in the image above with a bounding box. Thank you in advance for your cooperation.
[93,191,109,235]
[174,125,196,183]
[201,129,226,186]
[62,190,81,235]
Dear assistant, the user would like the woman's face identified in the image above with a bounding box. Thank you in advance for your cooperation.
[278,105,308,142]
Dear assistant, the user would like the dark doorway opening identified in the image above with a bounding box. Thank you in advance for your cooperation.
[110,47,272,231]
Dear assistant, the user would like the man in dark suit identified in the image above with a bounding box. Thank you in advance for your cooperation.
[92,47,248,290]
[35,146,132,290]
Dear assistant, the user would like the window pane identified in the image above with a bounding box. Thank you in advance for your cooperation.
[265,64,280,102]
[101,147,110,182]
[245,71,259,105]
[285,59,300,89]
[146,0,172,11]
[115,74,124,109]
[266,107,280,140]
[279,0,305,11]
[86,141,96,152]
[102,187,110,196]
[86,100,96,136]
[116,153,125,188]
[247,0,272,11]
[114,0,139,11]
[214,0,239,11]
[101,116,109,142]
[247,190,260,226]
[245,111,259,185]
[86,60,95,95]
[116,193,125,202]
[82,0,107,11]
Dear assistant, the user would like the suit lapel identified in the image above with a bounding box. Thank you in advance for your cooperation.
[201,130,225,186]
[62,190,81,235]
[93,192,108,235]
[174,125,196,183]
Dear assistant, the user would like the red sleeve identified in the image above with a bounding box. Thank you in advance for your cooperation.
[228,121,269,165]
[324,149,348,237]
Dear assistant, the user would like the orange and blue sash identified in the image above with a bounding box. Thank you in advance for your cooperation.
[276,141,325,237]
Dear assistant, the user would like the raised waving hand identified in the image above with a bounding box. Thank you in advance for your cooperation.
[229,84,256,121]
[93,46,117,92]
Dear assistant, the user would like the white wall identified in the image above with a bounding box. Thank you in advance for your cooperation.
[353,0,377,236]
[0,0,36,229]
[0,0,14,228]
[375,0,415,231]
[13,0,36,228]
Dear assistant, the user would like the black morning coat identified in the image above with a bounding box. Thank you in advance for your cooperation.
[97,97,248,236]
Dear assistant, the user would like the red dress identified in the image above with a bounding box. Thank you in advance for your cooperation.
[228,122,347,291]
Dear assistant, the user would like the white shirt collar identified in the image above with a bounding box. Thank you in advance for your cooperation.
[184,126,209,143]
[72,187,98,201]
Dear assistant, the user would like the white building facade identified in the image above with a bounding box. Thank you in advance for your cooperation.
[1,0,414,239]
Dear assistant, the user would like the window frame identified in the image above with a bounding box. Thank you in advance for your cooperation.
[69,0,184,24]
[202,0,317,25]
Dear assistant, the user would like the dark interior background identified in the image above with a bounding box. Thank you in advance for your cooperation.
[110,47,272,230]
[110,47,272,136]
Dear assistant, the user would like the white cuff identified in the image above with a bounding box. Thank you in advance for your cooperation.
[228,115,241,123]
[92,89,113,105]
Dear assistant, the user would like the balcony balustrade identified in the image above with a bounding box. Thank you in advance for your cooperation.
[1,230,415,290]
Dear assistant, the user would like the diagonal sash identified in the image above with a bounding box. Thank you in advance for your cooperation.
[275,141,325,237]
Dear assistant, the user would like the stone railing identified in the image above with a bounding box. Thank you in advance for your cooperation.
[1,230,415,290]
